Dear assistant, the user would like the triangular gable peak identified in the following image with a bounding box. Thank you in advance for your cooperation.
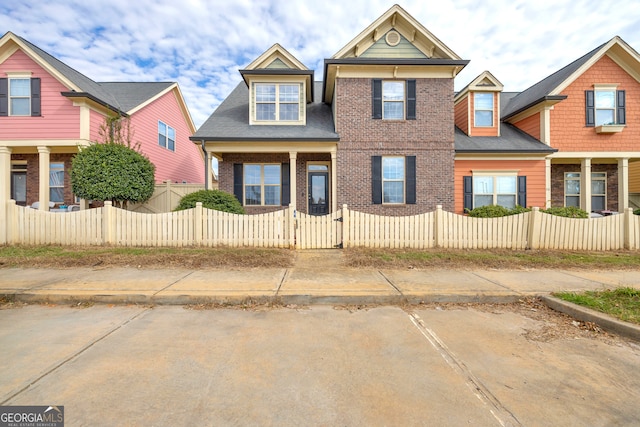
[0,31,80,92]
[331,4,461,60]
[240,43,314,104]
[455,70,503,103]
[503,36,640,122]
[551,36,640,95]
[244,43,309,71]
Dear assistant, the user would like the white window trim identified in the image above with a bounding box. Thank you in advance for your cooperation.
[244,163,282,206]
[473,92,494,127]
[472,171,518,208]
[382,156,405,204]
[591,172,607,210]
[250,81,305,126]
[49,162,65,203]
[564,172,581,207]
[158,120,176,152]
[382,80,405,121]
[8,75,32,117]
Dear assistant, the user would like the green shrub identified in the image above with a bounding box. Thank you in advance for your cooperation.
[634,208,640,216]
[175,190,245,214]
[541,206,589,218]
[466,205,531,218]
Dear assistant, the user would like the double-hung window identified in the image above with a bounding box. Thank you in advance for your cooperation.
[244,164,281,206]
[474,93,494,127]
[586,86,625,130]
[382,156,405,204]
[382,81,405,120]
[158,121,175,151]
[9,78,31,116]
[254,83,300,122]
[473,175,517,209]
[564,173,581,207]
[563,172,607,210]
[50,162,65,203]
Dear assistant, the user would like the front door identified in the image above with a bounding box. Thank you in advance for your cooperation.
[308,171,329,215]
[11,171,27,206]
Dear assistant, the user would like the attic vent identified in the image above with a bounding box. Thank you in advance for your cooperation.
[385,30,401,47]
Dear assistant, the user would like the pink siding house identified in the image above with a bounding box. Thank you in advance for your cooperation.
[0,31,204,211]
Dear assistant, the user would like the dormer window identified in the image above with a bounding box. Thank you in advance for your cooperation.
[254,83,301,122]
[474,92,494,127]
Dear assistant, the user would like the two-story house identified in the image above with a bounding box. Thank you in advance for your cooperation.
[0,31,205,211]
[193,5,468,215]
[455,37,640,214]
[194,4,640,217]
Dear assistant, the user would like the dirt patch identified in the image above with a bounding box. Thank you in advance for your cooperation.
[417,297,632,346]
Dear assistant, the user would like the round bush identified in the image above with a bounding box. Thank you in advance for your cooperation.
[634,208,640,216]
[175,190,245,214]
[541,206,589,218]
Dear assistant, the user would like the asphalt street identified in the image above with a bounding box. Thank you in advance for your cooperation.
[1,304,640,426]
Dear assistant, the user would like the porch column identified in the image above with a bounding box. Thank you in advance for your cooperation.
[545,157,551,208]
[37,146,51,211]
[581,158,591,213]
[618,158,629,211]
[289,151,297,211]
[331,150,337,213]
[0,147,12,244]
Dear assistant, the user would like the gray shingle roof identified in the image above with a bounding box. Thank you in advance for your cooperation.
[501,41,607,119]
[97,82,174,112]
[192,81,338,141]
[455,123,556,153]
[12,33,174,115]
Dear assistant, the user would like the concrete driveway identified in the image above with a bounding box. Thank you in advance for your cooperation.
[1,304,639,426]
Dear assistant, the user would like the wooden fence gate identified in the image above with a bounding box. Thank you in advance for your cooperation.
[296,210,343,249]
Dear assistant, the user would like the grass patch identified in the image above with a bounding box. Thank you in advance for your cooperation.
[0,245,294,269]
[554,288,640,325]
[344,248,640,270]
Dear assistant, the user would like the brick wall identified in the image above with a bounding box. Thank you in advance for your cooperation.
[334,77,455,214]
[551,163,618,211]
[12,153,75,207]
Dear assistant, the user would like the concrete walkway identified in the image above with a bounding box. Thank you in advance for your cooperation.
[1,250,639,306]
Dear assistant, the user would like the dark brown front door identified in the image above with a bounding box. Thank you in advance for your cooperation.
[308,172,329,215]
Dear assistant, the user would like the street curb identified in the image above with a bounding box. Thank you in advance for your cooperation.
[3,292,525,307]
[541,295,640,342]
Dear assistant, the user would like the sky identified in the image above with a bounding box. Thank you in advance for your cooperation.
[2,0,640,129]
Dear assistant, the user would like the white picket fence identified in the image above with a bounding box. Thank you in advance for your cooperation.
[3,201,640,250]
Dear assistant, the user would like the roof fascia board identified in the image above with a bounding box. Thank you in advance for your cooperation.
[503,96,566,122]
[61,92,128,117]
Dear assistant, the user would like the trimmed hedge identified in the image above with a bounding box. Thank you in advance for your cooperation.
[541,206,589,218]
[467,205,589,218]
[174,190,245,214]
[634,208,640,216]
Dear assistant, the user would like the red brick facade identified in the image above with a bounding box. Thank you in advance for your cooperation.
[550,163,619,211]
[334,77,455,214]
[11,153,75,207]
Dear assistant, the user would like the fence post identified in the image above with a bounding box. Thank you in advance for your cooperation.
[103,201,114,245]
[5,199,16,244]
[195,202,203,246]
[342,204,349,248]
[527,207,541,250]
[434,205,444,248]
[289,204,296,249]
[624,207,634,250]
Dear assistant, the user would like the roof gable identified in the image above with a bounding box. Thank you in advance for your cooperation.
[503,36,640,120]
[359,30,428,59]
[331,4,461,60]
[455,70,503,103]
[244,43,308,70]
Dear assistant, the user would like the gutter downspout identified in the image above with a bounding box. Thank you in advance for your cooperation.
[201,140,209,190]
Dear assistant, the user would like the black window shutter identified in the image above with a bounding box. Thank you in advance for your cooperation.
[617,90,626,125]
[281,163,290,206]
[517,176,527,207]
[372,156,382,204]
[30,78,41,117]
[233,164,243,204]
[463,176,473,212]
[372,79,382,119]
[585,90,595,127]
[0,78,7,116]
[406,80,416,120]
[405,156,416,204]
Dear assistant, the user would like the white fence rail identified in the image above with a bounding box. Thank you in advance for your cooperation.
[3,201,639,250]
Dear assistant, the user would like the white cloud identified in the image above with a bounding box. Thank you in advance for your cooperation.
[2,0,639,127]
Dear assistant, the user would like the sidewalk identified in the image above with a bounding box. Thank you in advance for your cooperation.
[2,250,640,306]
